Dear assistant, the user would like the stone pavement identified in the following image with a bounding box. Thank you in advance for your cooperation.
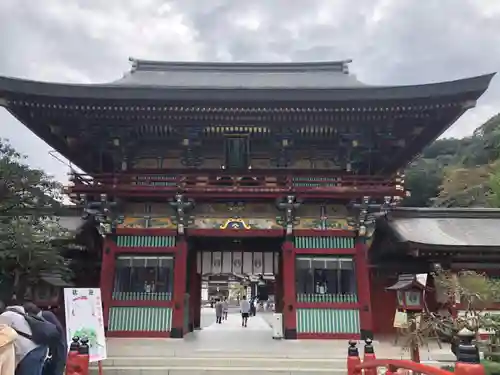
[203,309,272,331]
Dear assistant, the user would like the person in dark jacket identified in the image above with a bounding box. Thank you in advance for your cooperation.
[23,303,66,375]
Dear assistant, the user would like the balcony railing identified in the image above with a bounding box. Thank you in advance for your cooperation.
[67,171,402,198]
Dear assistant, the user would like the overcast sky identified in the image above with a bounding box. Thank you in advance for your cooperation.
[1,0,499,182]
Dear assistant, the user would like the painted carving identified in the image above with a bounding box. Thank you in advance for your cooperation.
[117,216,176,229]
[191,203,281,229]
[294,204,356,231]
[220,218,251,230]
[194,217,281,229]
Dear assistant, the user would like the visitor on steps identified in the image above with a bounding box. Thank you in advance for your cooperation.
[0,301,17,375]
[0,303,49,375]
[23,303,66,375]
[222,298,229,320]
[215,300,223,324]
[239,296,250,327]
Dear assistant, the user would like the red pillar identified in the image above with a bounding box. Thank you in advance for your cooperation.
[171,238,188,338]
[355,238,373,339]
[282,240,297,339]
[187,250,198,333]
[193,273,201,330]
[100,235,116,331]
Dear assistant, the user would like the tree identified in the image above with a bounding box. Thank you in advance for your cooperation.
[398,269,500,361]
[435,165,492,207]
[0,139,71,301]
[402,159,442,207]
[403,112,500,208]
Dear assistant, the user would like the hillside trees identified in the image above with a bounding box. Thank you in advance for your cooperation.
[403,113,500,208]
[0,139,70,301]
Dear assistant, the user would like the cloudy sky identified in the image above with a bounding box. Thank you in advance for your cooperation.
[0,0,499,182]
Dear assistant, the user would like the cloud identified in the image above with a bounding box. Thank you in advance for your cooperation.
[0,0,499,181]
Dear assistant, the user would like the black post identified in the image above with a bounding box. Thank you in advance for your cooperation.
[78,337,90,355]
[456,328,480,364]
[348,340,359,357]
[69,336,80,352]
[364,337,375,355]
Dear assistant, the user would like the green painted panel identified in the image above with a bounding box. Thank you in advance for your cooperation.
[112,292,172,301]
[296,308,360,334]
[108,307,172,331]
[116,236,176,247]
[294,236,355,249]
[296,293,358,303]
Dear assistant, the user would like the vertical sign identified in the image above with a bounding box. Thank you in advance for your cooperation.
[232,251,243,275]
[253,252,263,275]
[212,252,222,274]
[64,288,107,363]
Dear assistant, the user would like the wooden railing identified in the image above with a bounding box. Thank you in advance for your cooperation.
[349,337,485,375]
[67,171,401,198]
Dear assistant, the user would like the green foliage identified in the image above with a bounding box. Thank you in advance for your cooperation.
[403,113,500,207]
[442,361,500,375]
[0,138,71,300]
[399,270,500,356]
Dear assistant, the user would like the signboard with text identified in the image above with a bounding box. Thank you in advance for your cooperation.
[64,288,107,362]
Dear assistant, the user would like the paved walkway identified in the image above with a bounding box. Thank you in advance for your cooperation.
[203,311,272,332]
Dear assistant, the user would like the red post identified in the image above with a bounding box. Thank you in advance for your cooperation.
[347,340,361,375]
[171,238,188,338]
[356,238,373,339]
[363,338,377,375]
[100,236,115,330]
[282,240,296,339]
[65,337,90,375]
[187,249,200,332]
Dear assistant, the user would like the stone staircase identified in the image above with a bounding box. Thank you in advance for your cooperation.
[91,314,454,374]
[91,352,350,375]
[90,340,453,375]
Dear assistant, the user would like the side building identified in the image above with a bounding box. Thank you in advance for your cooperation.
[0,58,494,339]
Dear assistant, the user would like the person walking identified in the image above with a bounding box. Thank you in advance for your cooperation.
[222,298,229,321]
[239,296,250,327]
[215,300,223,324]
[249,296,257,317]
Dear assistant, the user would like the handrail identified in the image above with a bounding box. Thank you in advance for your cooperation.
[356,359,454,375]
[75,168,394,180]
[69,173,396,187]
[70,171,393,182]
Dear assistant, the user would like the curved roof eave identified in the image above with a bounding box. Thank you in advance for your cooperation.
[0,72,495,103]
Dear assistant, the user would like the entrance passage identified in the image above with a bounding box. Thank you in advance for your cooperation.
[185,236,283,341]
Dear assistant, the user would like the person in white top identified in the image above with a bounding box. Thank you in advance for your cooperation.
[239,295,251,327]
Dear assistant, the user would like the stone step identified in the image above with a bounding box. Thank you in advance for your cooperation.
[95,356,349,368]
[89,356,451,375]
[90,366,342,375]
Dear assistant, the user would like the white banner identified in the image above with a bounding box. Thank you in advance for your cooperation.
[64,288,107,363]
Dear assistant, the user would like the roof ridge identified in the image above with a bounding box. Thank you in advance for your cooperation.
[391,207,500,219]
[128,57,352,74]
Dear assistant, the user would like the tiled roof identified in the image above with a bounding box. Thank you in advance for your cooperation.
[387,207,500,247]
